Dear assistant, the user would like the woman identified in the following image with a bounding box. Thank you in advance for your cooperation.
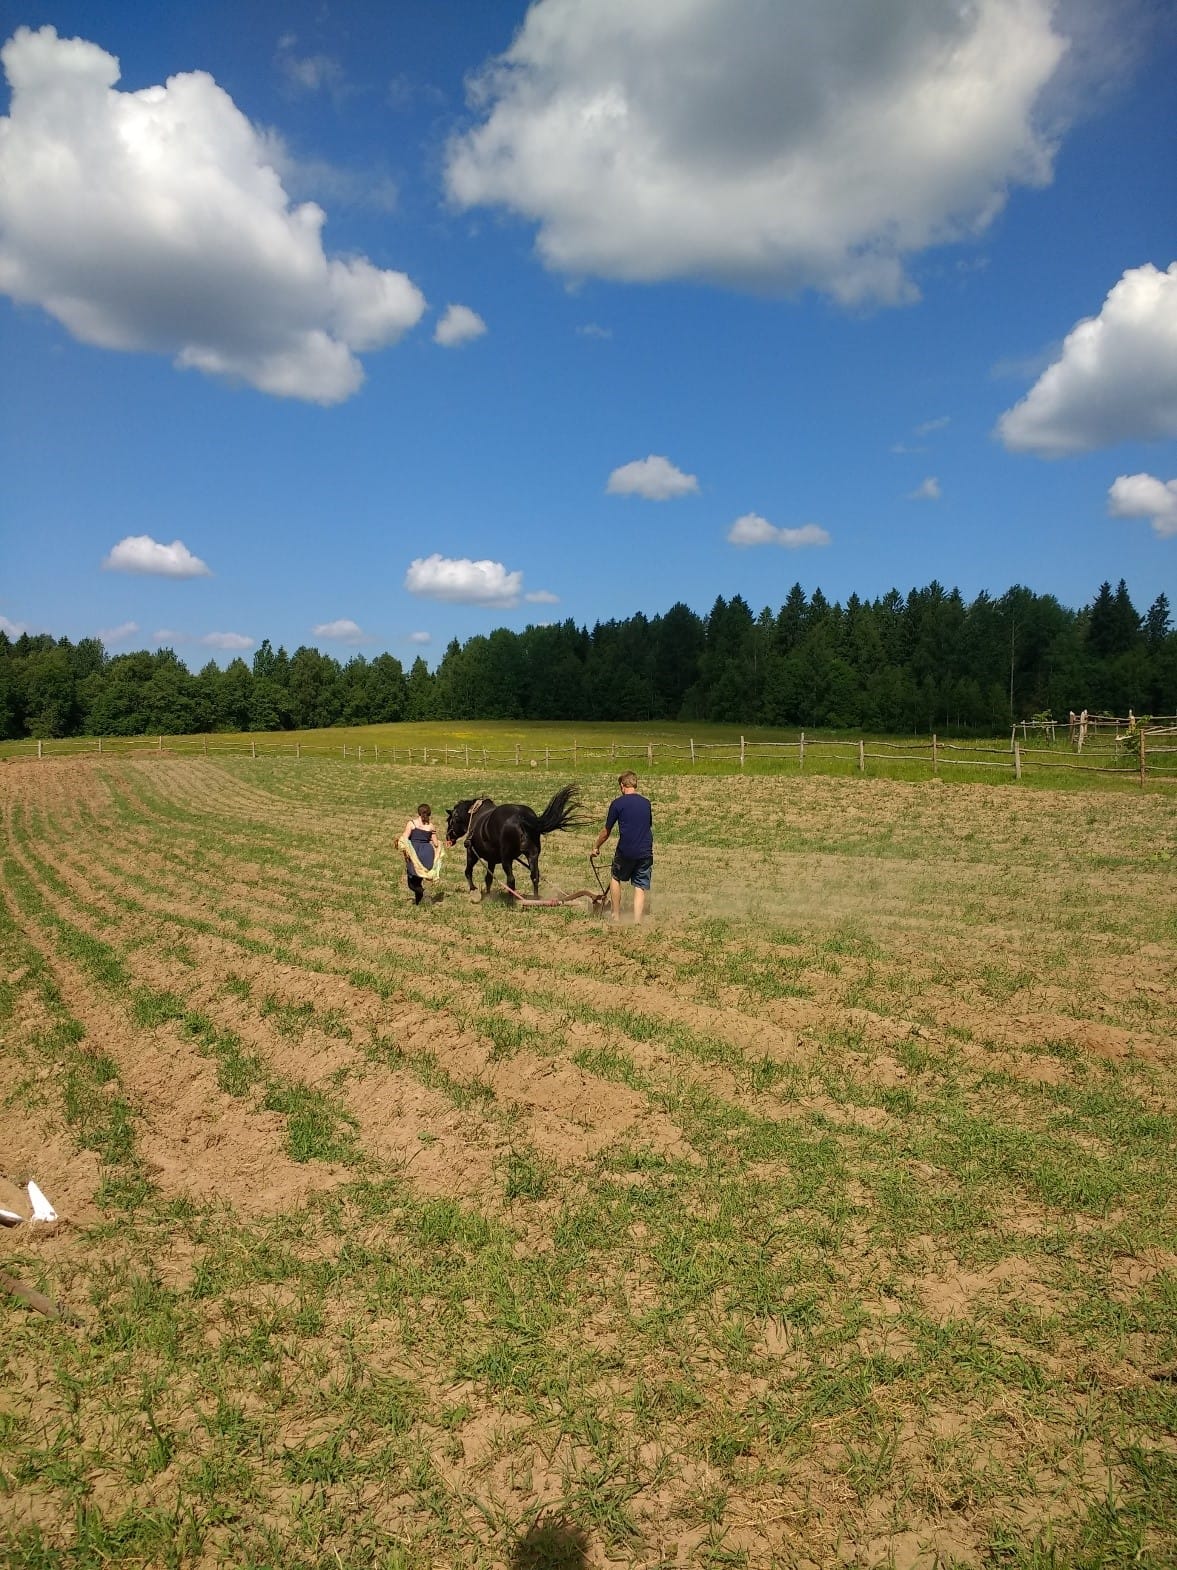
[400,803,441,905]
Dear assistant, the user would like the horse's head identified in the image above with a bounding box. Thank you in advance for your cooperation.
[444,801,470,847]
[445,797,492,847]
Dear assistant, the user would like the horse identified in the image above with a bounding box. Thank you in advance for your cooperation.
[445,784,582,901]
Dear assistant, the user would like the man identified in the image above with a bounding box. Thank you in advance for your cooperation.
[593,771,653,924]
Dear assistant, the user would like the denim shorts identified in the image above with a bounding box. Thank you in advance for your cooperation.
[612,852,653,891]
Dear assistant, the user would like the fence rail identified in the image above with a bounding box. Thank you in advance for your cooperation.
[8,725,1177,785]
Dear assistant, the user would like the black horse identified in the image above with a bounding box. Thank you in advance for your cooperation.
[445,783,581,900]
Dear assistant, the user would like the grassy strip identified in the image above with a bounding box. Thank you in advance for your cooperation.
[4,824,359,1168]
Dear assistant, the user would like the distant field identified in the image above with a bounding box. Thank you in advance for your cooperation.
[3,716,1167,791]
[1,754,1175,1568]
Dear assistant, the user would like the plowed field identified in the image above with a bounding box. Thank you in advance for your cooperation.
[2,756,1175,1568]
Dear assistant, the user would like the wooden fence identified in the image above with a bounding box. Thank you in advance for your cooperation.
[10,726,1177,785]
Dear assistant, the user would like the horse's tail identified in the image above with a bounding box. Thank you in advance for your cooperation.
[534,783,582,836]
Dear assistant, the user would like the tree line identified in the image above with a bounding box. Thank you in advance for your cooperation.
[2,579,1173,741]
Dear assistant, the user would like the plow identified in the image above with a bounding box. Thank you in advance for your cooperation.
[476,852,612,916]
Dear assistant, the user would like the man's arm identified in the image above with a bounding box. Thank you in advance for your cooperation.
[593,802,617,854]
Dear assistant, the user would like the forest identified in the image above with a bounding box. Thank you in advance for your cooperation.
[2,579,1173,740]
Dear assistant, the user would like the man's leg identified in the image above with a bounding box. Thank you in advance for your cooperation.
[609,876,622,921]
[632,886,646,924]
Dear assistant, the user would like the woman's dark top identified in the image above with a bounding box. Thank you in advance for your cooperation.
[408,824,436,870]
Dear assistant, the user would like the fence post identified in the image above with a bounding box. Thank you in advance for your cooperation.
[1014,741,1021,780]
[98,737,103,755]
[573,738,577,767]
[858,738,865,773]
[296,741,301,760]
[932,733,938,776]
[374,744,379,762]
[515,743,520,766]
[1010,724,1017,752]
[37,739,42,759]
[647,742,654,767]
[545,746,550,771]
[1140,726,1147,788]
[465,744,470,769]
[799,731,805,771]
[1022,721,1027,742]
[740,735,745,770]
[203,734,208,755]
[159,735,163,753]
[690,738,696,764]
[251,739,256,759]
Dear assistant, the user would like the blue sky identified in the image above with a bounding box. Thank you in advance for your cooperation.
[2,0,1175,666]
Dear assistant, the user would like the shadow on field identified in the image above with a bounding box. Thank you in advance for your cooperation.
[510,1514,590,1569]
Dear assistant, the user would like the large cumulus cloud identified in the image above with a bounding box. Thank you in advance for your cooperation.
[445,0,1070,304]
[0,26,426,402]
[997,263,1177,456]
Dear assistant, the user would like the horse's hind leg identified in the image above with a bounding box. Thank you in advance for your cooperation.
[527,849,540,898]
[484,860,496,896]
[464,848,477,893]
[503,857,517,896]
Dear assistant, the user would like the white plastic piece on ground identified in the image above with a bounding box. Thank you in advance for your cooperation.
[27,1180,57,1222]
[0,1207,23,1227]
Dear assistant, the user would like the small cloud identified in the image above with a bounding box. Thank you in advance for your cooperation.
[408,630,432,645]
[0,613,28,637]
[388,73,445,112]
[607,455,699,501]
[152,628,186,644]
[914,416,950,436]
[524,589,560,604]
[405,554,522,607]
[103,535,211,577]
[434,304,487,347]
[97,621,139,644]
[727,514,830,548]
[200,631,253,651]
[1108,473,1177,539]
[576,322,612,339]
[312,618,366,643]
[275,37,348,100]
[907,477,942,501]
[890,442,927,455]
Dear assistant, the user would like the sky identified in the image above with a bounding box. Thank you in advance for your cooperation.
[1,0,1175,667]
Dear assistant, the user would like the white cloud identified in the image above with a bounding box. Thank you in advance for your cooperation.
[152,628,186,644]
[312,618,365,642]
[98,621,139,643]
[434,303,488,347]
[915,416,950,436]
[1,614,28,637]
[408,630,432,644]
[1108,473,1177,539]
[275,39,347,100]
[200,631,253,651]
[577,322,612,339]
[607,455,698,500]
[405,554,524,607]
[446,0,1070,304]
[102,535,211,577]
[907,476,942,501]
[525,589,560,604]
[997,263,1177,455]
[0,26,426,404]
[727,514,830,548]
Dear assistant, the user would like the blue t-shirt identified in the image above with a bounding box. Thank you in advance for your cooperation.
[606,793,653,859]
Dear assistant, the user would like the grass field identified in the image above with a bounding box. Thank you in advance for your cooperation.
[1,753,1175,1568]
[4,716,1169,792]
